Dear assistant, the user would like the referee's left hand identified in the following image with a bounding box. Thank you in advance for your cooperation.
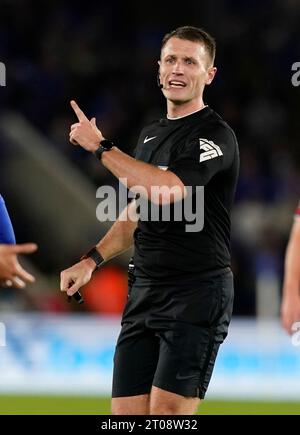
[69,100,104,152]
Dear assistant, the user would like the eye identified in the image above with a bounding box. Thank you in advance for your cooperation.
[185,58,195,65]
[165,58,175,64]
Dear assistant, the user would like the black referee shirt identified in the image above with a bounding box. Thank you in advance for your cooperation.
[132,106,239,284]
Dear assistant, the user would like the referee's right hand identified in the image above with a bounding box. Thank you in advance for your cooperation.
[60,258,96,296]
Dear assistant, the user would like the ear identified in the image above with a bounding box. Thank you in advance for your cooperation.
[205,66,217,85]
[157,60,161,74]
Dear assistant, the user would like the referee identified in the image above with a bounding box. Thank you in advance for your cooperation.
[61,26,239,415]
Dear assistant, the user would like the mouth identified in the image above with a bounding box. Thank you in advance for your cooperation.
[168,80,187,88]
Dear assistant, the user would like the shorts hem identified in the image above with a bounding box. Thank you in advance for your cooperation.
[152,379,206,399]
[112,387,152,398]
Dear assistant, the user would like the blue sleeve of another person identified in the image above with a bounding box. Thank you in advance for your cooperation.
[0,195,16,244]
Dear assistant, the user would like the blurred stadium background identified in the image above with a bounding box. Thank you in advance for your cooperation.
[0,0,300,414]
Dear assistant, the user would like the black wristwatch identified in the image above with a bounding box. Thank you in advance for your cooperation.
[93,139,114,160]
[81,247,105,270]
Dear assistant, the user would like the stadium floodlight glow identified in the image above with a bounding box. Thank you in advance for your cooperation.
[0,62,6,87]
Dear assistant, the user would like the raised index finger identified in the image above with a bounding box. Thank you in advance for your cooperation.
[70,100,89,122]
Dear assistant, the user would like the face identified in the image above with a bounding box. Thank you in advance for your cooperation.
[158,37,216,105]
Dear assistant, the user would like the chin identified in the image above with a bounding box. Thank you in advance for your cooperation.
[165,90,191,105]
[168,97,190,105]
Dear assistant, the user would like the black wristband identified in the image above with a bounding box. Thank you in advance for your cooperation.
[81,247,105,269]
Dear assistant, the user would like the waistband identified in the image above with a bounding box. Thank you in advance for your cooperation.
[132,267,232,287]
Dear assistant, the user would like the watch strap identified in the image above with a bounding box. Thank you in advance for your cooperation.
[93,139,114,160]
[93,145,106,160]
[81,247,105,269]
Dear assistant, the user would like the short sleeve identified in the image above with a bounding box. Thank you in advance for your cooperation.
[0,195,16,244]
[168,126,237,187]
[130,129,145,159]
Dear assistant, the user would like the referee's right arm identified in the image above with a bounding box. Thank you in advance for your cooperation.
[60,200,138,295]
[95,199,138,262]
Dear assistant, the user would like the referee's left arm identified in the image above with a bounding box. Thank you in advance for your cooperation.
[69,100,186,205]
[101,147,187,205]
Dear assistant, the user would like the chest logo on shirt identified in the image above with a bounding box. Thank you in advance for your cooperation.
[199,138,223,162]
[144,135,157,143]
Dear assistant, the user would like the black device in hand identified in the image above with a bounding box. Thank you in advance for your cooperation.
[67,280,84,304]
[67,291,84,304]
[67,246,104,305]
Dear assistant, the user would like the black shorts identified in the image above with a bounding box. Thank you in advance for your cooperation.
[112,269,234,399]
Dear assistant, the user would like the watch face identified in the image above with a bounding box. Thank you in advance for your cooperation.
[100,139,114,150]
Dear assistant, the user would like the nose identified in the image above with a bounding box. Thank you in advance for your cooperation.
[172,60,184,75]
